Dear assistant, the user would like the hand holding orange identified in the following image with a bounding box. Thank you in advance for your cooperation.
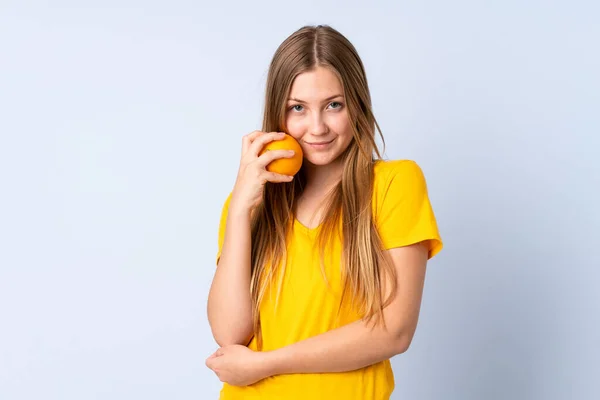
[258,133,303,176]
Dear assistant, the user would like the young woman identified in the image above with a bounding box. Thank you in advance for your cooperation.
[206,24,443,400]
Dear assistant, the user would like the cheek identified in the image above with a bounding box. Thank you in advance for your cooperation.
[284,117,304,139]
[331,115,353,139]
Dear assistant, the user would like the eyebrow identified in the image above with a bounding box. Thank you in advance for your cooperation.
[287,94,344,104]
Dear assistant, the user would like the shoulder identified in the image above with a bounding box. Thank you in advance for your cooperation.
[371,159,429,215]
[373,159,426,191]
[372,159,443,257]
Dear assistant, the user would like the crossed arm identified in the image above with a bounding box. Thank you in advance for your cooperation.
[206,241,430,386]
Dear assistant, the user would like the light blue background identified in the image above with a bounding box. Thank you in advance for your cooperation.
[1,1,598,399]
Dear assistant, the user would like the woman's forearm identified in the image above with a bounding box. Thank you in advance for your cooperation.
[258,243,427,376]
[264,318,409,375]
[207,206,254,346]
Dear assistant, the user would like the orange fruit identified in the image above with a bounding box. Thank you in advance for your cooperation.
[259,133,303,176]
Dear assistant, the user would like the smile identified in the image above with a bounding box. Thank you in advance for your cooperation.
[306,138,336,149]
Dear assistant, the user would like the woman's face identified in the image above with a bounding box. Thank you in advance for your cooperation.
[285,66,354,167]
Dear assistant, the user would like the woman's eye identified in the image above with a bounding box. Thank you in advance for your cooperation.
[289,102,342,112]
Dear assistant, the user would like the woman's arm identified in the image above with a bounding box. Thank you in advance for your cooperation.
[206,242,430,385]
[265,242,429,374]
[207,205,254,347]
[207,131,298,347]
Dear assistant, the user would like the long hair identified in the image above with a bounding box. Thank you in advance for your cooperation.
[250,25,397,350]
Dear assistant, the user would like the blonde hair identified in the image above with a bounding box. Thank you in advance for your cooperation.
[250,25,397,350]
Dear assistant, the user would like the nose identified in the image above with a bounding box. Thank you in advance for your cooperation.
[309,112,329,136]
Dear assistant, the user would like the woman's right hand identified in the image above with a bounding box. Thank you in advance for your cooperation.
[229,131,296,215]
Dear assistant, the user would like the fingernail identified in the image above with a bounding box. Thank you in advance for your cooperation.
[288,150,295,155]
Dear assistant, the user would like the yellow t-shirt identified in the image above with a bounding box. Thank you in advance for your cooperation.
[214,159,443,400]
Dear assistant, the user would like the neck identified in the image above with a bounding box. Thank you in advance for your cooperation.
[302,158,343,193]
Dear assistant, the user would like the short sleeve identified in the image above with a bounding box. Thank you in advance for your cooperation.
[375,160,443,259]
[216,192,233,265]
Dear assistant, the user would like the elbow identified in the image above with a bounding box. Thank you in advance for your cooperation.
[207,307,253,347]
[211,327,253,348]
[214,336,249,347]
[215,337,238,347]
[212,333,230,347]
[394,336,411,355]
[390,330,413,355]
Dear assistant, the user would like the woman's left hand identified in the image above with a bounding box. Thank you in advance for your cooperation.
[205,345,273,386]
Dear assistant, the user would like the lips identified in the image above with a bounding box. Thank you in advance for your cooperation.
[306,138,335,145]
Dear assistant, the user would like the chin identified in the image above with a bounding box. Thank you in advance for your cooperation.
[304,152,343,166]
